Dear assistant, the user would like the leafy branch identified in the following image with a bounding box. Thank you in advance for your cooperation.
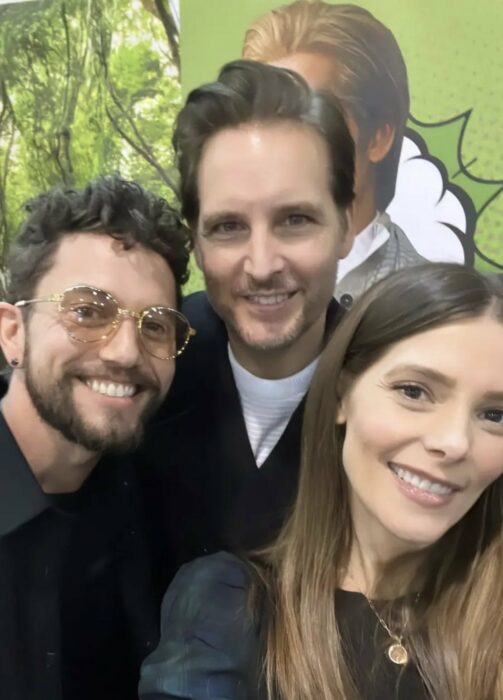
[92,5,179,195]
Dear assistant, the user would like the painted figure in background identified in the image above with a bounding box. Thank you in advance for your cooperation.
[243,0,474,303]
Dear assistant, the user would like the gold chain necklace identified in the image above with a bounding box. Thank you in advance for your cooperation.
[365,595,410,665]
[347,550,418,666]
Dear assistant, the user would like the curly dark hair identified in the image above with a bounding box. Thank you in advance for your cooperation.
[6,174,191,306]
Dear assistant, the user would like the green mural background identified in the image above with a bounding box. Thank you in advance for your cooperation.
[1,0,501,299]
[180,0,503,273]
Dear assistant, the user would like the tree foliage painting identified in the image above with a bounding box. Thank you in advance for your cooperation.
[0,0,184,295]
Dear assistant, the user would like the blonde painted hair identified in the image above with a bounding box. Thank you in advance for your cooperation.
[251,264,503,699]
[243,0,409,210]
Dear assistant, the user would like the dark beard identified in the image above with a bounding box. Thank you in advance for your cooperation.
[24,354,159,455]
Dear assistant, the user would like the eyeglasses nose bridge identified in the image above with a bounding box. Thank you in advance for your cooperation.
[114,307,146,347]
[116,307,142,323]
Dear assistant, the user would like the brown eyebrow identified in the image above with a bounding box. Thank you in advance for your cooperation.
[273,202,325,219]
[199,211,245,235]
[483,391,503,404]
[384,364,503,403]
[384,364,457,389]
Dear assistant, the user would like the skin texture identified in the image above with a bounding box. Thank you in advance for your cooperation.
[0,233,177,492]
[195,122,353,379]
[337,316,503,589]
[271,52,394,236]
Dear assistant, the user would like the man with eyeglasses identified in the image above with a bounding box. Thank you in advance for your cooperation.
[0,174,193,700]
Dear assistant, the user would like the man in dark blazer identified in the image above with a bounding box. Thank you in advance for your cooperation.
[0,175,193,700]
[139,60,356,599]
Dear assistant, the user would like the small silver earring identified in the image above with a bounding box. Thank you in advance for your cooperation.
[10,358,19,368]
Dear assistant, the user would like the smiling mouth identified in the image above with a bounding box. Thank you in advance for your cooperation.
[245,292,297,306]
[388,463,461,496]
[83,379,139,398]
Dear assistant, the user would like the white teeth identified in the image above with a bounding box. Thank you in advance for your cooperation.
[391,465,454,496]
[248,294,290,305]
[86,379,136,398]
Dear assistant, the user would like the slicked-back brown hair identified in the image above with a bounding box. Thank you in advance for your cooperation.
[173,59,355,237]
[243,0,409,210]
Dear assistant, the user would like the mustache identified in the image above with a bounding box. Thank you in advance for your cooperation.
[233,276,299,296]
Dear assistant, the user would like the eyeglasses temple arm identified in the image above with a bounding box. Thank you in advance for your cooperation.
[15,294,62,307]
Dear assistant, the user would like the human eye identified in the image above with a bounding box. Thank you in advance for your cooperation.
[141,314,175,342]
[67,304,106,326]
[480,408,503,427]
[279,211,316,233]
[205,219,246,240]
[142,319,167,337]
[143,306,182,342]
[392,383,431,402]
[285,213,312,227]
[215,221,242,233]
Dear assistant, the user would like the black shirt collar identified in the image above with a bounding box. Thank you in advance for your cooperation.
[324,296,344,343]
[0,409,50,537]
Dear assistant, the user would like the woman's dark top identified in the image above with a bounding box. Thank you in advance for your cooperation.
[139,552,430,700]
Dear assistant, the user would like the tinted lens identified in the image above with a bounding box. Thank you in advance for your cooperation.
[60,286,117,341]
[140,307,191,359]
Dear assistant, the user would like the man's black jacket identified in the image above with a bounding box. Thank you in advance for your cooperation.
[138,291,343,603]
[0,383,158,700]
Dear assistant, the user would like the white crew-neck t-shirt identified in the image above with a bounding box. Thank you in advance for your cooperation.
[228,345,319,467]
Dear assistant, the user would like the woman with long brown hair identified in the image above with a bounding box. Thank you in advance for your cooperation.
[140,263,503,700]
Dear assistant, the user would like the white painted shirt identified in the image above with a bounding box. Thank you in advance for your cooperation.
[336,212,390,283]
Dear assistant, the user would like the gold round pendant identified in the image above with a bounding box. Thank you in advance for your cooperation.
[387,643,409,665]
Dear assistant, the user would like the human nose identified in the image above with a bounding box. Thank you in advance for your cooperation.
[97,316,143,368]
[422,405,471,462]
[242,226,285,281]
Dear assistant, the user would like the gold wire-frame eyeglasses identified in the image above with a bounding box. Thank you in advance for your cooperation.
[15,284,196,360]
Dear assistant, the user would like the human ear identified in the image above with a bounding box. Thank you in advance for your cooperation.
[335,369,355,425]
[338,205,356,259]
[335,371,353,425]
[367,123,395,164]
[335,397,347,425]
[194,240,203,270]
[0,302,26,367]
